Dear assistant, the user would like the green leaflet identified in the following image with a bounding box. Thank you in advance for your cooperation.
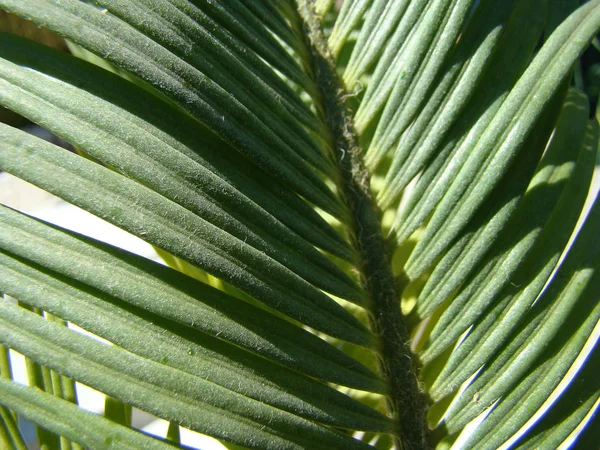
[184,0,313,93]
[342,0,411,89]
[463,265,600,449]
[0,205,380,390]
[421,91,597,378]
[315,0,334,17]
[237,0,305,56]
[88,0,330,167]
[0,32,359,301]
[0,378,173,450]
[0,0,345,218]
[0,303,373,450]
[0,127,372,345]
[349,0,428,131]
[391,0,546,243]
[363,0,477,168]
[442,195,600,436]
[328,0,374,59]
[513,349,600,449]
[0,0,597,448]
[353,0,474,137]
[402,1,600,279]
[416,86,583,323]
[0,254,390,431]
[378,0,527,188]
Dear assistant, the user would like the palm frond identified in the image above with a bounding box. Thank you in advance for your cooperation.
[0,0,598,449]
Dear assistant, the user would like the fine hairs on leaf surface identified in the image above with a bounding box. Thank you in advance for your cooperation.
[0,1,599,449]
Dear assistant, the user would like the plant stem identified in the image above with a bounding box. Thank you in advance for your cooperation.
[294,2,431,449]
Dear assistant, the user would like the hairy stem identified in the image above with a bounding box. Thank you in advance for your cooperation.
[294,2,431,449]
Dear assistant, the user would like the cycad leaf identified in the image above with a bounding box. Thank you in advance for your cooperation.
[0,124,373,345]
[415,84,574,323]
[419,89,597,367]
[0,0,345,218]
[0,248,390,434]
[0,0,598,448]
[0,205,383,394]
[0,302,374,450]
[401,0,600,279]
[391,0,547,244]
[442,195,600,443]
[380,0,540,197]
[0,31,358,297]
[0,377,174,450]
[89,0,324,138]
[513,348,599,449]
[358,0,477,166]
[0,255,389,431]
[339,0,412,89]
